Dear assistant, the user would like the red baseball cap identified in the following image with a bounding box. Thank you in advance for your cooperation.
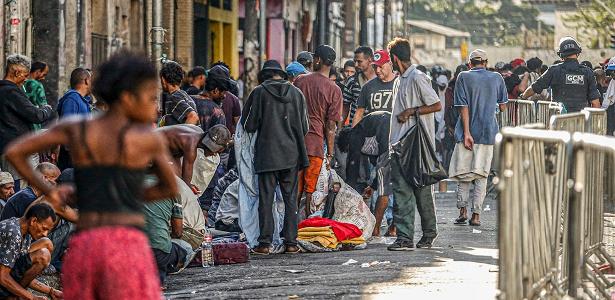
[511,58,525,69]
[372,50,391,67]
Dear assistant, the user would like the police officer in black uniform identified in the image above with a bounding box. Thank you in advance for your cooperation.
[521,37,600,112]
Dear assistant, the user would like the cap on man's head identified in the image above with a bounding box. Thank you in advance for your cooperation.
[436,75,448,87]
[0,172,13,186]
[511,58,525,69]
[286,61,308,77]
[208,65,230,79]
[469,49,488,62]
[262,60,286,73]
[201,125,232,153]
[607,57,615,71]
[372,50,391,67]
[494,61,506,70]
[313,45,336,65]
[296,51,313,64]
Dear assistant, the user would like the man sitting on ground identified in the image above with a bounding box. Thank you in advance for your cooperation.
[21,169,77,272]
[142,177,195,284]
[157,124,232,194]
[1,162,59,220]
[0,172,15,211]
[0,203,62,299]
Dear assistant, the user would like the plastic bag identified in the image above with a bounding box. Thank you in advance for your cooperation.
[392,111,448,188]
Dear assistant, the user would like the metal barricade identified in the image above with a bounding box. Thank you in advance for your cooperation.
[496,127,570,299]
[550,111,588,133]
[498,99,536,128]
[567,133,615,299]
[584,108,608,135]
[536,101,563,128]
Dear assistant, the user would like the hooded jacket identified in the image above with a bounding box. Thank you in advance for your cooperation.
[0,80,53,154]
[242,79,309,173]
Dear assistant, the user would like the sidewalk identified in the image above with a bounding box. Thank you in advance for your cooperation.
[164,190,499,300]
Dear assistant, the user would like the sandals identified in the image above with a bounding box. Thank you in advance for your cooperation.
[469,213,481,226]
[251,245,271,256]
[285,245,301,254]
[454,216,467,225]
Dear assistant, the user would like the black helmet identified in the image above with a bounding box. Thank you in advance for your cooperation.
[557,37,582,58]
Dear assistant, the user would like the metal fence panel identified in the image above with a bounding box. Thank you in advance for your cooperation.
[549,111,588,133]
[568,133,615,299]
[496,127,570,300]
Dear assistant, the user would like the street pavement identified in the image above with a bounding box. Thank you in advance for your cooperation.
[164,186,499,300]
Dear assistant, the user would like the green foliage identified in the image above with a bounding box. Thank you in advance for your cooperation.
[563,0,615,48]
[407,0,550,46]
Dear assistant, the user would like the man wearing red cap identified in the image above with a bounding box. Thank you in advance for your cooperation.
[352,49,397,126]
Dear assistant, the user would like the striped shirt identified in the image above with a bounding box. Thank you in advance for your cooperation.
[163,89,197,126]
[342,75,362,125]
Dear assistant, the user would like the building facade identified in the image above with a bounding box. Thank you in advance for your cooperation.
[1,0,240,104]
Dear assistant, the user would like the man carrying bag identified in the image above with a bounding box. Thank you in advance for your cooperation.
[387,38,443,251]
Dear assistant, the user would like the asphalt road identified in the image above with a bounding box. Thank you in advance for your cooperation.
[164,189,499,300]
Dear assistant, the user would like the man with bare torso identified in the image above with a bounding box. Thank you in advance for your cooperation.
[157,124,231,194]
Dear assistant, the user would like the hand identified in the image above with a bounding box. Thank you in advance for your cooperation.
[463,134,474,151]
[397,108,414,123]
[326,154,333,170]
[46,184,75,208]
[51,289,63,300]
[362,187,374,199]
[190,184,201,195]
[33,295,48,300]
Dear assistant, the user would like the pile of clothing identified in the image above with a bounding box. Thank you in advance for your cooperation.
[297,217,366,252]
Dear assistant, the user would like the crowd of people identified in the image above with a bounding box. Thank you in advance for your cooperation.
[0,33,612,299]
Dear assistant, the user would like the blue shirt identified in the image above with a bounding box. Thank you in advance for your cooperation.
[454,68,508,145]
[0,187,37,221]
[58,90,91,118]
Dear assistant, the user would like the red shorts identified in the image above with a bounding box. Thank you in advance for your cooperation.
[62,226,161,300]
[299,156,324,194]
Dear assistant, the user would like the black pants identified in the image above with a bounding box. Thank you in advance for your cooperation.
[153,242,187,284]
[0,254,32,298]
[257,166,299,246]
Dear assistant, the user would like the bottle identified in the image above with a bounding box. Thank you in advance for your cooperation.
[201,232,214,268]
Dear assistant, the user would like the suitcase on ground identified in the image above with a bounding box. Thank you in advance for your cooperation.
[213,242,250,265]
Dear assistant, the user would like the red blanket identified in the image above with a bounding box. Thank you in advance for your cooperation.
[298,217,362,241]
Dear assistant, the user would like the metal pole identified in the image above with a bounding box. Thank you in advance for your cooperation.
[259,0,267,67]
[567,144,584,298]
[151,0,163,70]
[359,0,367,45]
[318,0,326,45]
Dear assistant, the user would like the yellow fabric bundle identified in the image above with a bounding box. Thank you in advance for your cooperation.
[341,236,366,245]
[297,226,339,249]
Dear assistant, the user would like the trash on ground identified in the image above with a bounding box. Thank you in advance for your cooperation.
[484,205,491,212]
[473,229,482,234]
[342,259,358,266]
[288,295,300,299]
[361,261,391,268]
[284,269,305,274]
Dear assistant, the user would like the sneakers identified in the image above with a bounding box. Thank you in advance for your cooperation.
[387,240,415,251]
[416,235,437,249]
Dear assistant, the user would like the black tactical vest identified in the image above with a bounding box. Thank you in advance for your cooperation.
[550,60,590,112]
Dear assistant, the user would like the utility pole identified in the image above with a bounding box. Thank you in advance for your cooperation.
[243,0,259,98]
[359,0,368,45]
[151,0,164,70]
[318,0,327,45]
[259,0,267,67]
[372,0,377,49]
[383,0,390,48]
[7,0,21,55]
